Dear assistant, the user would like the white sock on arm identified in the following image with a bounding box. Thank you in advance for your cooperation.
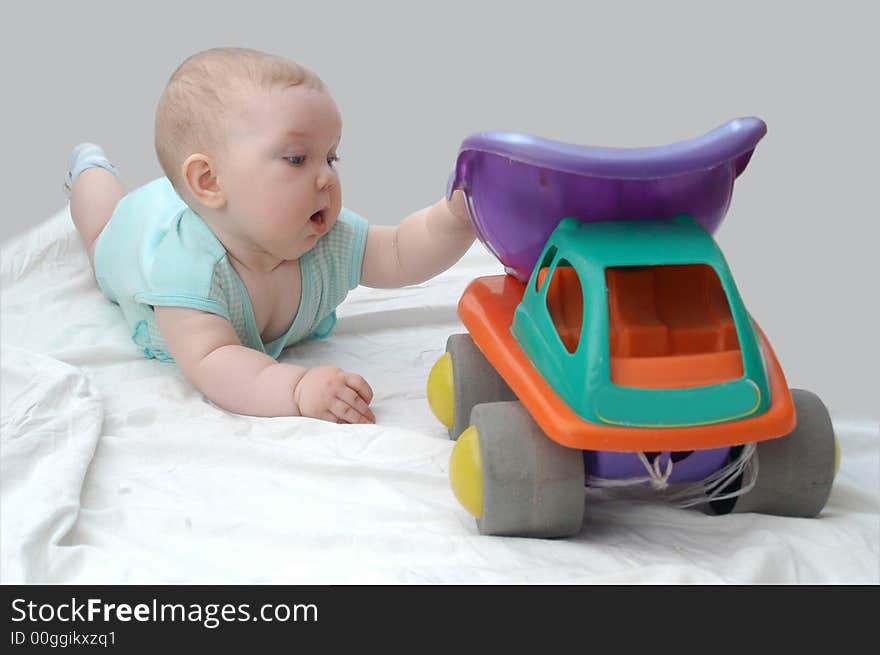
[64,142,119,198]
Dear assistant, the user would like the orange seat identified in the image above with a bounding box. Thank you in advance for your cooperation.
[605,265,742,388]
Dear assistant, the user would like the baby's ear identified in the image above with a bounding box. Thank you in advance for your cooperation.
[181,154,226,209]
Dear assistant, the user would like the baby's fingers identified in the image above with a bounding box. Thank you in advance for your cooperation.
[344,372,374,405]
[344,386,376,423]
[331,397,374,424]
[339,386,376,423]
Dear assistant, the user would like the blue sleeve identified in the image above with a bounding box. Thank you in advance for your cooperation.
[328,207,369,290]
[343,207,369,289]
[300,207,369,341]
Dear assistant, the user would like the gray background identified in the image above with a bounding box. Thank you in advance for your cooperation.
[2,0,877,417]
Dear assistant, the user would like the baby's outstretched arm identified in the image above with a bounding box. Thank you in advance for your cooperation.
[360,190,474,287]
[155,306,375,422]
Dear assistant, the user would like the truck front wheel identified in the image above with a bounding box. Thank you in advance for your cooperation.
[449,400,585,538]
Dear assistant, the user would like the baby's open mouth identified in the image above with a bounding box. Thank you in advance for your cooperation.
[310,210,327,233]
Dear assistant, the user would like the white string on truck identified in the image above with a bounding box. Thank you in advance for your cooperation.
[585,443,758,509]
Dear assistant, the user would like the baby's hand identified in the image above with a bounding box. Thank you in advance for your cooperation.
[293,366,376,424]
[446,189,471,226]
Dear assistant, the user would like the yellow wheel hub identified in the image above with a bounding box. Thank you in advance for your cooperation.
[427,352,455,428]
[449,425,483,518]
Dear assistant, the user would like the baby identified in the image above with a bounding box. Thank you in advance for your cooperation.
[66,47,475,424]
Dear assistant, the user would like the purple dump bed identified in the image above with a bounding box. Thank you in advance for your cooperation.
[447,118,767,281]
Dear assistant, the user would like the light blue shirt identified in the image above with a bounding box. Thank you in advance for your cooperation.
[94,177,368,362]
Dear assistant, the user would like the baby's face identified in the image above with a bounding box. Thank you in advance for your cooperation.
[217,84,343,261]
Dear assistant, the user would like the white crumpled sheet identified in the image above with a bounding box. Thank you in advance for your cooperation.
[1,208,878,583]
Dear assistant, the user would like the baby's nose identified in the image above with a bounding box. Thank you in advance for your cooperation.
[316,167,335,190]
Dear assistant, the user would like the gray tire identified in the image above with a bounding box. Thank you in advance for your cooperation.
[728,388,836,517]
[471,401,585,537]
[446,333,516,441]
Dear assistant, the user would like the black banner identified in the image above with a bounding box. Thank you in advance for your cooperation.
[1,585,874,649]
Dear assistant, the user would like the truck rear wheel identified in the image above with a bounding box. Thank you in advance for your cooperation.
[434,333,517,441]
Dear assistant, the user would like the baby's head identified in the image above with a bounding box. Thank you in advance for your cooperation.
[155,47,343,262]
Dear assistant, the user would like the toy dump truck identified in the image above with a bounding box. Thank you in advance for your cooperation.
[428,118,838,537]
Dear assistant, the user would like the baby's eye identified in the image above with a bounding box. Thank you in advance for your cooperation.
[327,155,340,167]
[284,155,306,165]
